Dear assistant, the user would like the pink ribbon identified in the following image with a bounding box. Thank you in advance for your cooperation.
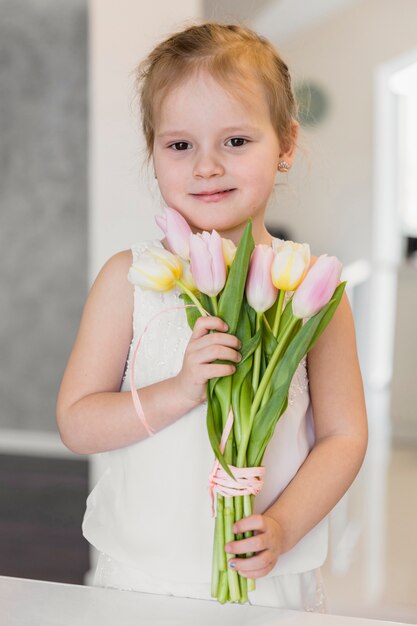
[208,407,265,517]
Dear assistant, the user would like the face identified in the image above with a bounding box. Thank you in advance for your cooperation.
[152,70,294,245]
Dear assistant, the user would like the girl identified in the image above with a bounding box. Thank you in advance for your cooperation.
[56,21,368,612]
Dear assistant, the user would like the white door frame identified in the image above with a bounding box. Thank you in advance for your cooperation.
[368,47,417,391]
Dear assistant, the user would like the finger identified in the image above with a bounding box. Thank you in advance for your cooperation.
[203,363,237,379]
[197,344,242,365]
[225,532,266,556]
[232,514,266,536]
[235,566,272,580]
[192,316,228,340]
[228,551,272,574]
[195,331,241,350]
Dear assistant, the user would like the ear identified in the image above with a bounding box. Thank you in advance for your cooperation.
[278,120,299,166]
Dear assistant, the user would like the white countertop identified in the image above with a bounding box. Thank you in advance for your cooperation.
[0,575,408,626]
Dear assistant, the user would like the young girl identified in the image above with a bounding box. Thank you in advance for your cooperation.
[56,21,368,612]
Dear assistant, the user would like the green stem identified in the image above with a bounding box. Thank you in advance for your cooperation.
[176,279,209,317]
[262,313,272,335]
[251,316,298,420]
[211,514,220,598]
[236,316,298,467]
[217,571,228,604]
[245,494,256,593]
[216,495,226,572]
[234,496,244,540]
[224,496,241,602]
[251,312,262,393]
[239,573,248,603]
[272,289,286,337]
[210,295,219,316]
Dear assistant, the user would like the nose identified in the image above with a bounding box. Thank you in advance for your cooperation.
[192,149,225,179]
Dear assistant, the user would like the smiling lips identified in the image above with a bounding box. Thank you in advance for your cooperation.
[192,189,236,202]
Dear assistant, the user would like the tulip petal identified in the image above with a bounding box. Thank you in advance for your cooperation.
[246,245,277,312]
[292,255,343,318]
[189,230,227,297]
[154,207,192,259]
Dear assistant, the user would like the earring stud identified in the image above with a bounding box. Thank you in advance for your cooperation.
[278,160,291,172]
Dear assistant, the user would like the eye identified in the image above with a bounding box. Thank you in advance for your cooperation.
[169,141,191,151]
[226,137,248,147]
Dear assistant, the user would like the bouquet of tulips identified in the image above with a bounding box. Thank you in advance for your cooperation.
[128,207,346,604]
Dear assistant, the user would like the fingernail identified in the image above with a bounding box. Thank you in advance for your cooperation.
[228,561,236,569]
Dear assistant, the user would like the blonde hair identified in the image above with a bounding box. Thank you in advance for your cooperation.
[133,21,299,163]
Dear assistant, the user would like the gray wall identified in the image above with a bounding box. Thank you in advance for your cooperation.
[0,0,88,432]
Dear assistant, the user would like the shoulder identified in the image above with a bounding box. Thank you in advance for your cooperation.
[99,249,133,274]
[92,249,133,293]
[85,249,134,327]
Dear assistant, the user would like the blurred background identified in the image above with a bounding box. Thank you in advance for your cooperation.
[0,0,416,622]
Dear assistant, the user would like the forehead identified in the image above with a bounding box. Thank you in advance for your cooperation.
[155,69,271,130]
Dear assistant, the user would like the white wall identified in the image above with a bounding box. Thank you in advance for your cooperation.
[89,0,203,283]
[259,0,417,264]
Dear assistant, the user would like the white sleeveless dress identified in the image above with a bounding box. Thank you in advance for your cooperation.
[82,238,329,612]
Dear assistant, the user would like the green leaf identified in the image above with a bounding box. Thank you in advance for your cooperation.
[200,292,214,316]
[264,296,279,329]
[247,282,346,466]
[238,327,262,365]
[218,221,254,334]
[179,292,202,329]
[206,398,235,480]
[276,293,296,342]
[231,352,253,448]
[262,314,278,361]
[245,298,257,335]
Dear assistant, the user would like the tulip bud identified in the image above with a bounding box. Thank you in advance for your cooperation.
[189,230,226,297]
[222,238,237,267]
[154,207,192,260]
[128,246,182,292]
[271,241,311,291]
[292,254,343,319]
[245,245,278,313]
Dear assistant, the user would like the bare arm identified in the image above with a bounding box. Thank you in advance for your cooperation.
[263,290,368,551]
[225,288,368,578]
[56,250,241,455]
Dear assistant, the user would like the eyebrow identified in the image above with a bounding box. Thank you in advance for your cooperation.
[156,125,259,138]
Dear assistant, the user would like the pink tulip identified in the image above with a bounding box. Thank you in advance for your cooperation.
[189,230,226,297]
[292,254,343,319]
[155,207,192,260]
[245,245,278,312]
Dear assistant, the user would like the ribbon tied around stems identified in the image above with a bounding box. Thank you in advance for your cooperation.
[129,301,265,515]
[208,407,265,517]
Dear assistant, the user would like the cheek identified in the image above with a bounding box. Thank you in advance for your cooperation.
[243,164,277,192]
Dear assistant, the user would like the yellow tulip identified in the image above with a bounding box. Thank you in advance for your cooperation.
[271,240,311,291]
[222,237,237,267]
[127,246,182,292]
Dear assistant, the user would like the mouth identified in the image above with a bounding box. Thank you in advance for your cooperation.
[191,188,236,202]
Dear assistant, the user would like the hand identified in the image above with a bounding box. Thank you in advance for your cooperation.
[224,514,284,579]
[175,315,241,405]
